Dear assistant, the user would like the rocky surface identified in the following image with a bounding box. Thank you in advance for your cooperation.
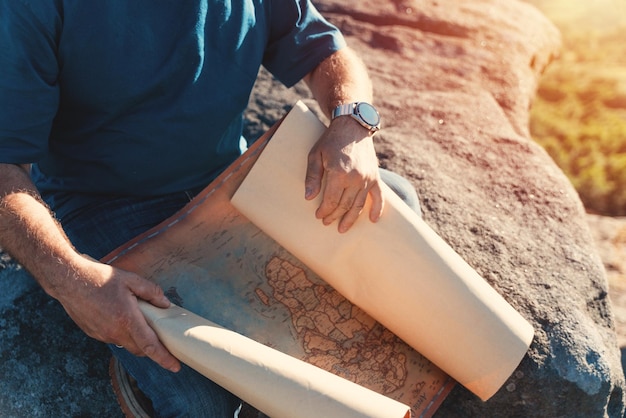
[250,0,626,416]
[1,0,625,417]
[587,215,626,350]
[0,262,119,417]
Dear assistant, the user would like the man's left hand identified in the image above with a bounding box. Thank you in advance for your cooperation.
[305,116,384,233]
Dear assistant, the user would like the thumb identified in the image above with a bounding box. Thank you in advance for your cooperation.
[128,274,171,309]
[305,149,324,200]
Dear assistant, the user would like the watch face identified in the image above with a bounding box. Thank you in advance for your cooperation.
[355,102,380,127]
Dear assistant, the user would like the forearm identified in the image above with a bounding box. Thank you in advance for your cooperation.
[0,163,84,299]
[302,47,384,232]
[304,47,374,119]
[0,163,179,369]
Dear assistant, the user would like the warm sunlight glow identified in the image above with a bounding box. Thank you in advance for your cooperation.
[533,0,626,30]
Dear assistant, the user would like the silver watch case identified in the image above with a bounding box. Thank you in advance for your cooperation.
[332,102,381,133]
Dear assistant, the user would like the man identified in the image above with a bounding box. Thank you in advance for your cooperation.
[0,0,418,415]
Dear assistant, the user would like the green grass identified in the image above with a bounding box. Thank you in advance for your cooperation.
[529,24,626,215]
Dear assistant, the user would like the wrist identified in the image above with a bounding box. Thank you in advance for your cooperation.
[35,250,91,299]
[329,113,375,139]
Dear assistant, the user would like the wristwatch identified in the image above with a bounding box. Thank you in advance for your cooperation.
[332,102,381,134]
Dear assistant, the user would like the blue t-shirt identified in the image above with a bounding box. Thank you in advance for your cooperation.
[0,0,345,199]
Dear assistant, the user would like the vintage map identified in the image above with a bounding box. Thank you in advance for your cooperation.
[103,112,455,417]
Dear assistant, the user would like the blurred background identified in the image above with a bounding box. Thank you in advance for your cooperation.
[525,0,626,216]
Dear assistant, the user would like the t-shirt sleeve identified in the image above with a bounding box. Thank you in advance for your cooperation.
[263,0,347,88]
[0,1,60,164]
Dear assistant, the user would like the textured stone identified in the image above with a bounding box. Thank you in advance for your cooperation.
[1,0,625,416]
[0,263,120,417]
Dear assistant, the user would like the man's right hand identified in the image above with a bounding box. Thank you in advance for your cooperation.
[0,163,180,372]
[56,256,181,373]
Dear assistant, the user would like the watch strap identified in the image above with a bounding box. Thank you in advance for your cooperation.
[332,103,356,119]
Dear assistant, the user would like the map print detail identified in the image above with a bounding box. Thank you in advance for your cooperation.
[259,256,408,395]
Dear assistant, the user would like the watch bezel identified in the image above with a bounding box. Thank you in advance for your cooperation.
[332,102,381,133]
[353,102,381,130]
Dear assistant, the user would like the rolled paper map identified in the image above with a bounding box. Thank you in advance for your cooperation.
[231,101,534,400]
[139,301,410,418]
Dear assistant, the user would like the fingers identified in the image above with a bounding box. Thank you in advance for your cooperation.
[108,299,181,373]
[123,275,180,372]
[125,309,181,373]
[316,173,382,233]
[314,171,354,223]
[334,188,368,233]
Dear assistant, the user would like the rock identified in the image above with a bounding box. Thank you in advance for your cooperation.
[247,0,625,416]
[2,0,625,416]
[0,259,121,417]
[586,214,626,349]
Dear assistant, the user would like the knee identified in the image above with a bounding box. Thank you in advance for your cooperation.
[111,349,240,418]
[153,389,240,418]
[379,168,422,216]
[151,373,241,418]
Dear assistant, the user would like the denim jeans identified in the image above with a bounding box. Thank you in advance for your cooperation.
[58,188,242,418]
[52,168,420,418]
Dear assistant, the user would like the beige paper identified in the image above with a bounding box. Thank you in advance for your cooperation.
[231,101,534,400]
[103,118,453,417]
[139,301,410,418]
